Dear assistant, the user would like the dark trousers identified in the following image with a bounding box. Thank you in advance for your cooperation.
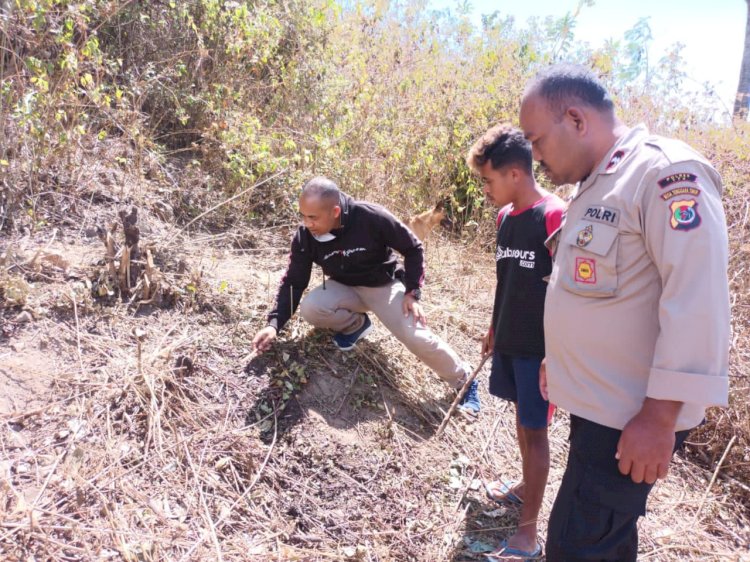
[546,415,689,561]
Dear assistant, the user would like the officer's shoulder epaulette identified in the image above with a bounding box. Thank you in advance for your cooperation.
[643,135,707,167]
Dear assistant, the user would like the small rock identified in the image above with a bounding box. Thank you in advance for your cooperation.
[15,310,33,323]
[342,545,367,560]
[653,527,674,545]
[13,461,31,475]
[464,537,496,553]
[8,430,27,450]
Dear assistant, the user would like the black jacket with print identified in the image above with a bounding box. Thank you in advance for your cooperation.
[267,193,424,331]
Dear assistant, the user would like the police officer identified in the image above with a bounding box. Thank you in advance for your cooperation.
[519,63,729,561]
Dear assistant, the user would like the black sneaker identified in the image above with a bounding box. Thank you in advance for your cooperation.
[457,379,481,415]
[333,314,373,351]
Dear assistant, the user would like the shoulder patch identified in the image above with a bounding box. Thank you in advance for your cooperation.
[661,187,701,201]
[669,199,701,231]
[658,173,697,189]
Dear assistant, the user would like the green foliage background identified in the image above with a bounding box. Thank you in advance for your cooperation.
[4,0,746,229]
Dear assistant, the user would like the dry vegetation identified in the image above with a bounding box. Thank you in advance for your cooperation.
[1,1,750,560]
[1,182,749,560]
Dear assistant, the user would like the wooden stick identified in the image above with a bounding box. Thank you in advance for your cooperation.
[690,434,736,526]
[165,168,288,245]
[105,230,118,281]
[181,439,223,562]
[240,349,258,365]
[118,245,130,292]
[435,353,491,437]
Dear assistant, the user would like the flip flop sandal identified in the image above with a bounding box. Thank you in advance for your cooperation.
[484,479,523,506]
[484,539,543,561]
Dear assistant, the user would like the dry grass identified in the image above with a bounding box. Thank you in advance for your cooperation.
[0,194,748,561]
[685,125,750,519]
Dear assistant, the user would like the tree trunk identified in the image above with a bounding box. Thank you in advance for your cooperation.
[734,0,750,120]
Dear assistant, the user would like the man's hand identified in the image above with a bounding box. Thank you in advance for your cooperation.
[539,357,549,401]
[402,294,426,326]
[616,398,682,484]
[252,326,278,354]
[481,329,494,357]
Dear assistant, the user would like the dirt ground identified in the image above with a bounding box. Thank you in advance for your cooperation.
[0,208,748,561]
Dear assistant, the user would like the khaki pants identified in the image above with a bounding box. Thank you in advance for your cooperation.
[299,279,467,387]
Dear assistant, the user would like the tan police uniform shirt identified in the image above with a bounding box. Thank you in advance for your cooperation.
[544,124,729,431]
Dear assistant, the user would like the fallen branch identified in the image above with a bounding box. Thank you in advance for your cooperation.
[690,434,736,526]
[435,352,491,437]
[165,169,288,245]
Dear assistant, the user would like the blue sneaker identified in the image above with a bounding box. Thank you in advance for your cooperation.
[333,314,373,351]
[457,379,481,415]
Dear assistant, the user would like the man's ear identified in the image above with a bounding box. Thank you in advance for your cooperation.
[332,205,342,219]
[567,106,587,134]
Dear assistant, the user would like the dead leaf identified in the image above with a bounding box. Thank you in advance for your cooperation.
[39,251,70,272]
[1,275,30,306]
[215,457,232,470]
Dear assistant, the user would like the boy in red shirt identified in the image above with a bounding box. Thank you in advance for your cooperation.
[467,124,564,560]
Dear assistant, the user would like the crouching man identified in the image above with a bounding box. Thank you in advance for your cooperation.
[251,176,480,415]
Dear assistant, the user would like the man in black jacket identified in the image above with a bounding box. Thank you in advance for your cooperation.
[251,176,480,414]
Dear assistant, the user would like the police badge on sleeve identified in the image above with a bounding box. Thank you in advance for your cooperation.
[669,199,701,231]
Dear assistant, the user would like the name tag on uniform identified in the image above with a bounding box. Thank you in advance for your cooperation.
[582,205,620,226]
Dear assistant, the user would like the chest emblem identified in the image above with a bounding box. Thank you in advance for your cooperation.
[323,247,367,261]
[576,225,594,248]
[575,257,597,284]
[669,199,701,231]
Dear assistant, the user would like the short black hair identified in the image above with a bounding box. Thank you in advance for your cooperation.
[466,123,532,174]
[301,176,340,206]
[527,63,614,119]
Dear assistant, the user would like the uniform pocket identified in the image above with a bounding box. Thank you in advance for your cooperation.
[559,220,619,297]
[561,463,648,560]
